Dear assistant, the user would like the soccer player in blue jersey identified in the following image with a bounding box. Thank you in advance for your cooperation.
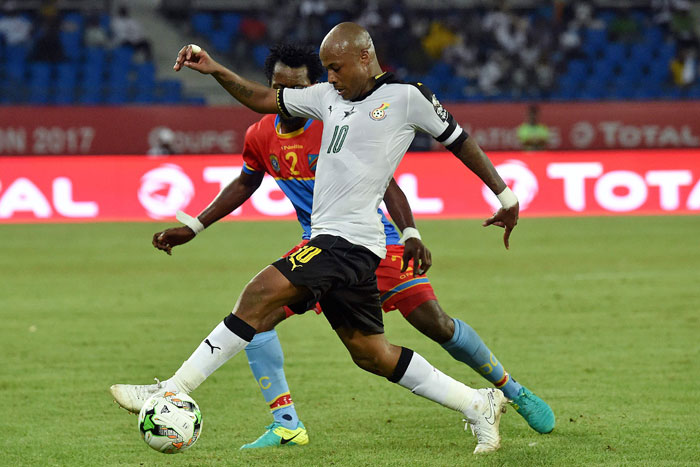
[112,25,553,454]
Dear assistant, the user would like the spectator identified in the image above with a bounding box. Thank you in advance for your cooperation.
[478,51,506,96]
[380,0,412,71]
[652,0,692,26]
[355,0,382,30]
[239,14,267,43]
[298,0,327,44]
[531,15,556,54]
[0,3,32,47]
[670,46,697,87]
[482,5,511,36]
[148,128,176,156]
[692,3,700,41]
[571,2,604,30]
[495,16,527,56]
[84,13,108,49]
[443,32,479,80]
[111,5,153,61]
[265,4,295,43]
[421,20,458,59]
[670,6,697,48]
[609,8,641,43]
[517,104,550,151]
[535,55,555,95]
[29,6,65,62]
[518,33,541,69]
[559,21,583,59]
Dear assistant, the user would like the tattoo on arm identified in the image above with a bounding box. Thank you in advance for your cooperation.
[223,79,254,99]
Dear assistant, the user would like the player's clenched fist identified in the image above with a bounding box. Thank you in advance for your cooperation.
[173,44,218,74]
[152,227,196,255]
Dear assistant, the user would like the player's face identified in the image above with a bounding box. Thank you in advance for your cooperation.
[320,47,368,101]
[270,63,312,91]
[271,63,312,121]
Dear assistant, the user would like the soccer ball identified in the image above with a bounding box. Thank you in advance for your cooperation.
[137,391,202,454]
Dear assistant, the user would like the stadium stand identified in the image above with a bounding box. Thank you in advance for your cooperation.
[172,0,700,102]
[1,0,699,104]
[0,0,204,105]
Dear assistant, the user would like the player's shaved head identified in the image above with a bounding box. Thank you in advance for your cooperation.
[319,22,383,100]
[321,22,375,59]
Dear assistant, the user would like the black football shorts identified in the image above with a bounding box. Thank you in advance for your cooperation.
[272,234,384,334]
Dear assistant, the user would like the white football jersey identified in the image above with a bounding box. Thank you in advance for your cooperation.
[277,73,467,258]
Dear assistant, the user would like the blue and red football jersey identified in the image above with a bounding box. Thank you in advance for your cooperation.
[241,114,400,244]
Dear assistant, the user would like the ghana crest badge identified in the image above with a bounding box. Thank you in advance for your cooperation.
[370,103,390,121]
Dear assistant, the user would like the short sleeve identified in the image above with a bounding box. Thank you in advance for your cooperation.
[277,84,329,121]
[241,124,266,174]
[407,83,468,152]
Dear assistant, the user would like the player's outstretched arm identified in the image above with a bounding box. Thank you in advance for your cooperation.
[452,137,519,249]
[173,44,278,114]
[152,171,264,255]
[197,171,264,227]
[383,178,431,276]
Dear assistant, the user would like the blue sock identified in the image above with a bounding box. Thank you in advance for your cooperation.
[441,318,523,400]
[245,330,299,429]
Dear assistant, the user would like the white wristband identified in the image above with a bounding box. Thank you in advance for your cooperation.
[496,187,518,209]
[176,210,205,235]
[399,227,422,244]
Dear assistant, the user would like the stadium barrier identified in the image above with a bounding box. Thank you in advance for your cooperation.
[1,149,698,223]
[1,102,699,155]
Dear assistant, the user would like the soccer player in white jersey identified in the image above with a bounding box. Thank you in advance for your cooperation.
[112,23,522,454]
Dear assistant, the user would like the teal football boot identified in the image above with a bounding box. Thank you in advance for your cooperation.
[510,387,555,434]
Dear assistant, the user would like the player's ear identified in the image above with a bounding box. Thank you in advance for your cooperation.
[359,48,370,63]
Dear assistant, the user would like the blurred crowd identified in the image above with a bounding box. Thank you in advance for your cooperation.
[173,0,700,99]
[1,0,699,103]
[0,1,154,63]
[0,0,192,104]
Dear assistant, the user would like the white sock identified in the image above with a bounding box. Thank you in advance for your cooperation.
[397,351,482,415]
[167,321,251,393]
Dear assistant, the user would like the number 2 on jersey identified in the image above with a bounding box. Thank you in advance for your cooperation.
[327,125,348,153]
[285,151,300,175]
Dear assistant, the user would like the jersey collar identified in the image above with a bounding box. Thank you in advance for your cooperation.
[350,72,396,102]
[274,115,313,139]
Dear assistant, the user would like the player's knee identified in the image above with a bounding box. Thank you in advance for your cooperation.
[347,342,397,377]
[255,307,287,332]
[350,353,390,377]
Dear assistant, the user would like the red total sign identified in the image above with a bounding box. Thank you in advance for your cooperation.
[1,102,699,155]
[0,150,699,223]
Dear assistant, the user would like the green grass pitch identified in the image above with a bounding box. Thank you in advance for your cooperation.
[2,216,699,466]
